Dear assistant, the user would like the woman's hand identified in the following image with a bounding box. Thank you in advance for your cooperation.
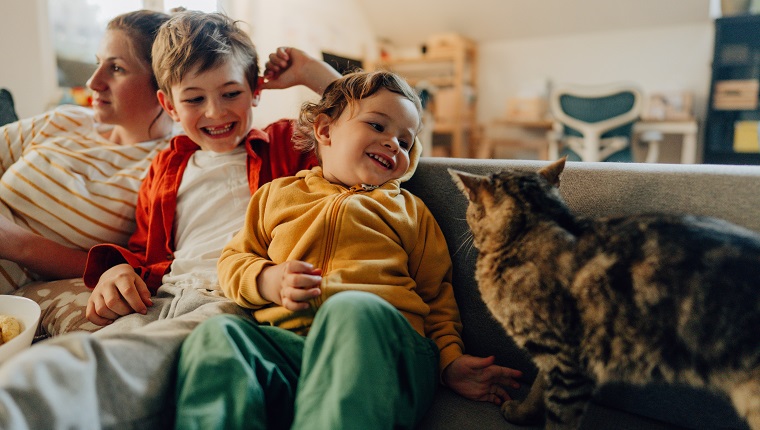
[86,263,153,326]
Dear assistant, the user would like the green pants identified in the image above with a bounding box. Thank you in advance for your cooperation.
[174,291,439,430]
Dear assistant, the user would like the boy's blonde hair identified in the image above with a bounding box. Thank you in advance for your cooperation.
[151,10,259,99]
[293,71,423,157]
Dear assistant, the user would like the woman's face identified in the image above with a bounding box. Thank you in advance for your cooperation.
[87,29,161,129]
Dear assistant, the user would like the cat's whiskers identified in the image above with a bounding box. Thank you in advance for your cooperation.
[454,228,476,258]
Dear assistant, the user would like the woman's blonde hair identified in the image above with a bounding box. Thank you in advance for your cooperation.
[293,70,422,158]
[107,9,170,92]
[107,9,171,136]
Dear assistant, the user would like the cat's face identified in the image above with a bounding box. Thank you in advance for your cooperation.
[448,158,566,252]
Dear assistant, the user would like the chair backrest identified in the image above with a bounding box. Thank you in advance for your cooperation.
[0,89,19,127]
[549,82,643,161]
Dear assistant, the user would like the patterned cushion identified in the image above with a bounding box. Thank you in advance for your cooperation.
[15,278,101,336]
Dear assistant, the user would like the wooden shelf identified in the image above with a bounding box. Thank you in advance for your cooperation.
[704,15,760,165]
[369,35,478,158]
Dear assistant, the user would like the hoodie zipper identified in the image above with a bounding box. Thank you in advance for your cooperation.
[320,185,367,272]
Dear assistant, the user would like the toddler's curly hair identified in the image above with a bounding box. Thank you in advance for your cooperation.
[293,71,422,159]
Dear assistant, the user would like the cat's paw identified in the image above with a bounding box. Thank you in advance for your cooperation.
[500,399,544,425]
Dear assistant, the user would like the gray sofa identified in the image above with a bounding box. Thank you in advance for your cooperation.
[404,157,758,430]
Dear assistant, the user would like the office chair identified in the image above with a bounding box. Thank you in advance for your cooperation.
[547,82,643,162]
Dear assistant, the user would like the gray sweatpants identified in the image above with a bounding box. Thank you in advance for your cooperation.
[0,283,251,430]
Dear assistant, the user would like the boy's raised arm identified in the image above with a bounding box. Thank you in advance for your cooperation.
[261,47,342,95]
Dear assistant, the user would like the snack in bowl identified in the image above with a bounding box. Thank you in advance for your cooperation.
[0,295,41,362]
[0,315,22,344]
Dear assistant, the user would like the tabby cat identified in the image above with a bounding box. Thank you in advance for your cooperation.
[449,158,760,430]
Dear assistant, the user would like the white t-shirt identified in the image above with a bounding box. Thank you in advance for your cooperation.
[162,145,250,289]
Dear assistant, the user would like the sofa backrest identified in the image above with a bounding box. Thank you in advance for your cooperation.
[404,158,760,428]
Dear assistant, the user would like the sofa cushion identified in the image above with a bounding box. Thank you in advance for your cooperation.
[15,278,101,336]
[0,89,18,127]
[418,385,691,430]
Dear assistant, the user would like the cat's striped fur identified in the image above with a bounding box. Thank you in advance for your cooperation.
[450,158,760,430]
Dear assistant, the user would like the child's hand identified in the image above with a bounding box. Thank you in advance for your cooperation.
[258,260,322,311]
[261,47,341,94]
[442,354,523,406]
[261,46,300,88]
[86,263,153,326]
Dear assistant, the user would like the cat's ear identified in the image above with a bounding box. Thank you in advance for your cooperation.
[449,169,488,202]
[538,156,566,188]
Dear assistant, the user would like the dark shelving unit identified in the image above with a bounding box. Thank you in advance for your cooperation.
[704,14,760,165]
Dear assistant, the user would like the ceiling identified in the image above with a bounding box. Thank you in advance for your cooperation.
[354,0,713,48]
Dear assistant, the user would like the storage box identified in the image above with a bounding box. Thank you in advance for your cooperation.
[642,91,694,121]
[713,79,759,110]
[505,97,548,122]
[433,88,461,123]
[425,33,472,56]
[734,120,760,153]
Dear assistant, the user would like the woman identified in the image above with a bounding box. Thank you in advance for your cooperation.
[1,10,174,325]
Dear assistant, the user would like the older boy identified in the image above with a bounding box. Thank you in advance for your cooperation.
[0,11,340,429]
[81,11,330,327]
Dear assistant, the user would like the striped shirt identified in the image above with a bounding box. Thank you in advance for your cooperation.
[0,105,171,288]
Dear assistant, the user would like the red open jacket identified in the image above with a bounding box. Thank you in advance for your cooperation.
[83,119,317,292]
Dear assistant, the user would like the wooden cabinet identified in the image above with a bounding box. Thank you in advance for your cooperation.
[369,35,478,158]
[704,15,760,165]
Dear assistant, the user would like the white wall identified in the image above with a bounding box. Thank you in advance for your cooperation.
[0,0,715,162]
[477,23,714,124]
[0,0,376,124]
[227,0,377,128]
[0,0,58,119]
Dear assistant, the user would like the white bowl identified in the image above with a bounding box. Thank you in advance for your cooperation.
[0,296,41,363]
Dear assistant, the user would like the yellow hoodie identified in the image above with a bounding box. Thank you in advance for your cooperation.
[218,144,464,374]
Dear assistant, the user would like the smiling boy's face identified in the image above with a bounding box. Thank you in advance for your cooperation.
[158,59,259,153]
